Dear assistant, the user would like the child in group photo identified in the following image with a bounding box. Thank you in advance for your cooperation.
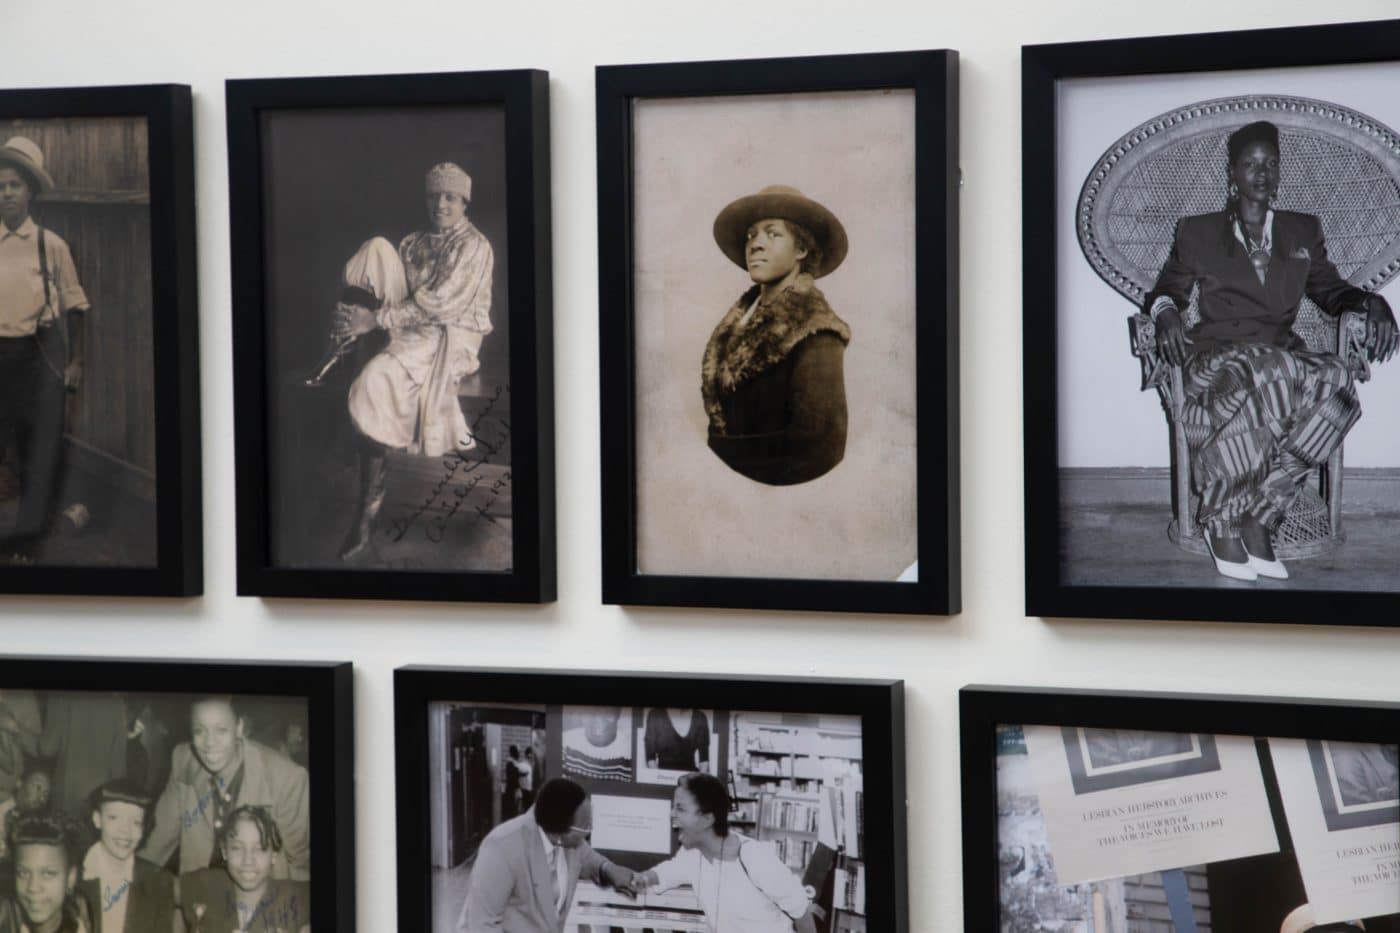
[175,805,309,933]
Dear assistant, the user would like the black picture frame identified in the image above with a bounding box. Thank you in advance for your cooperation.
[1023,18,1400,625]
[395,666,907,933]
[596,50,960,615]
[0,654,354,931]
[0,84,201,596]
[960,684,1400,931]
[226,69,554,602]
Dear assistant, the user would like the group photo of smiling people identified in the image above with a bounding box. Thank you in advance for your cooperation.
[0,689,311,933]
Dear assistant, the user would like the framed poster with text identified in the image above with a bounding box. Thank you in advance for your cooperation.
[961,685,1399,932]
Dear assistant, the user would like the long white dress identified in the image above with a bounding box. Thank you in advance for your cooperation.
[342,219,493,456]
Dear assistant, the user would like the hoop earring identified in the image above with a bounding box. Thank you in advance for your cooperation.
[1227,181,1239,201]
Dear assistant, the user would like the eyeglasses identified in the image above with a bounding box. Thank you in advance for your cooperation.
[568,825,592,836]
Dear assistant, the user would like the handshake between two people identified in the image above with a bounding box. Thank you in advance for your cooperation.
[601,862,658,898]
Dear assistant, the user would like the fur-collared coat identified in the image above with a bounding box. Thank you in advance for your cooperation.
[701,274,851,486]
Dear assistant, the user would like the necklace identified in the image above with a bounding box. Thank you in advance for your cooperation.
[1239,218,1271,284]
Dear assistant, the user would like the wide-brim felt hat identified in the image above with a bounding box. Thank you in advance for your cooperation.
[0,137,54,195]
[713,185,848,278]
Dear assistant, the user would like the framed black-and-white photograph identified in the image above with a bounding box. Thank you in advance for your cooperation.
[1061,728,1220,794]
[0,655,353,933]
[1024,18,1400,624]
[597,51,960,615]
[227,70,554,602]
[0,85,200,595]
[961,685,1400,933]
[1307,739,1400,832]
[396,667,906,933]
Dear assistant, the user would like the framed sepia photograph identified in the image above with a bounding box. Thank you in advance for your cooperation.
[1023,18,1400,625]
[227,69,554,602]
[0,85,201,596]
[0,655,354,933]
[961,685,1400,933]
[596,51,960,616]
[395,666,907,933]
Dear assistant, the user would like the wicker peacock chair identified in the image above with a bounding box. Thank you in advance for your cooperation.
[1077,95,1400,558]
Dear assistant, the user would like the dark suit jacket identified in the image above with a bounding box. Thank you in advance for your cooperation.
[77,856,175,933]
[1144,210,1369,354]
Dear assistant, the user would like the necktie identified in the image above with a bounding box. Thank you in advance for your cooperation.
[550,845,566,915]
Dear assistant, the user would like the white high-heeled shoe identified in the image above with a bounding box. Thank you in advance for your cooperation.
[1243,547,1288,580]
[1205,534,1258,582]
[1239,517,1288,579]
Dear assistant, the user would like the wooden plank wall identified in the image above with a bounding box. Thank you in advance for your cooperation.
[3,117,156,491]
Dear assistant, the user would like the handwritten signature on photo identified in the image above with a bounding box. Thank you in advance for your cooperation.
[387,384,512,545]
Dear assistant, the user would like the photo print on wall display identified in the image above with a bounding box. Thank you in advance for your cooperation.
[227,70,554,602]
[597,50,960,615]
[396,668,906,933]
[0,85,201,596]
[0,657,353,933]
[961,686,1400,933]
[1023,17,1400,624]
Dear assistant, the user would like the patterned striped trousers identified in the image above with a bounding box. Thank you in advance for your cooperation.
[1181,344,1360,537]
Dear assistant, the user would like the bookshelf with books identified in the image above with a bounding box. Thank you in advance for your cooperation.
[730,716,864,797]
[758,789,822,872]
[728,793,760,829]
[825,776,865,933]
[730,714,866,933]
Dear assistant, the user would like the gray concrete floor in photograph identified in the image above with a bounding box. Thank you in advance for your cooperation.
[1060,469,1400,592]
[432,862,473,933]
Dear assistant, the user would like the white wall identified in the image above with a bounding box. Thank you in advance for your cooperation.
[7,1,1400,931]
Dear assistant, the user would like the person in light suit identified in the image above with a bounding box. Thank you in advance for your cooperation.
[140,697,310,881]
[460,777,635,933]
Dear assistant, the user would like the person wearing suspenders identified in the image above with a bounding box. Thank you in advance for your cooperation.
[0,137,89,562]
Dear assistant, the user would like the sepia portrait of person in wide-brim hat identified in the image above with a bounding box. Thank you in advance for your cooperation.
[701,185,852,486]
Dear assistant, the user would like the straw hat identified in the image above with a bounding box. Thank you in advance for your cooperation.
[712,185,848,278]
[0,137,55,195]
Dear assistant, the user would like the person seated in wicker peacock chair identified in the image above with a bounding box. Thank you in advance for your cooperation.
[1145,120,1398,582]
